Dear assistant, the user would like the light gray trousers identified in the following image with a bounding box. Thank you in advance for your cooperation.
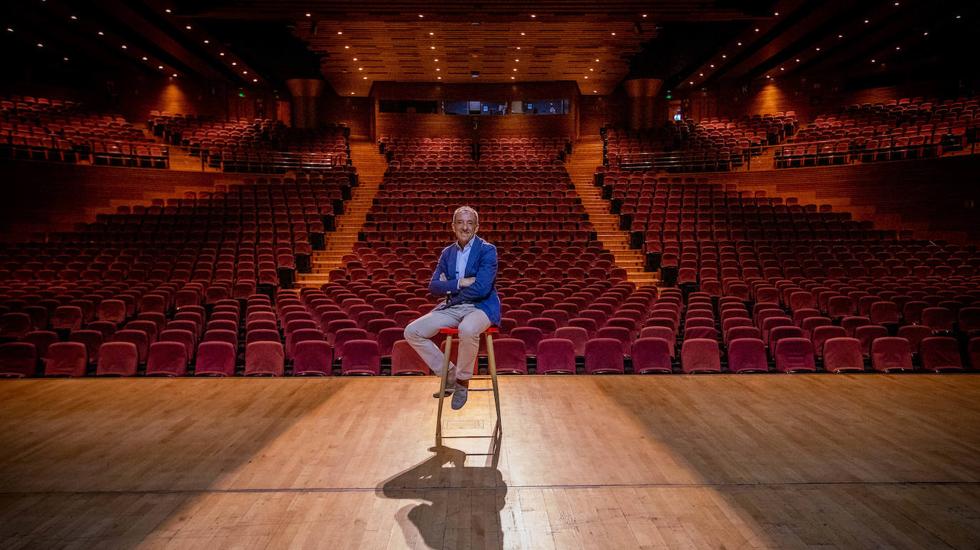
[403,303,491,381]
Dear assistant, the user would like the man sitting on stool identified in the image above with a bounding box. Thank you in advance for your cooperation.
[404,206,501,410]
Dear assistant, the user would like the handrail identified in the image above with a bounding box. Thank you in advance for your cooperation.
[199,147,345,173]
[0,133,170,168]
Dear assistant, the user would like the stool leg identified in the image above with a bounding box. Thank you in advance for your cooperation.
[485,333,502,431]
[435,334,453,445]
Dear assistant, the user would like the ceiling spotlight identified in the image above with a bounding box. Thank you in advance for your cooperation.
[595,58,600,62]
[437,76,442,79]
[511,76,515,80]
[203,39,209,44]
[70,15,77,20]
[36,42,43,48]
[305,12,311,17]
[429,32,434,36]
[98,31,104,36]
[219,52,225,56]
[243,70,248,74]
[530,14,536,18]
[710,64,714,68]
[689,81,693,85]
[642,14,647,18]
[722,54,727,58]
[358,67,363,71]
[253,78,258,82]
[434,58,438,61]
[141,56,148,61]
[515,59,519,62]
[350,92,355,95]
[864,19,869,24]
[737,42,742,46]
[363,76,367,79]
[430,46,435,49]
[435,68,439,71]
[418,14,423,18]
[5,27,12,32]
[780,67,784,71]
[815,47,821,51]
[185,25,191,30]
[521,32,526,36]
[158,65,164,69]
[231,62,237,65]
[63,56,69,61]
[121,44,127,49]
[172,73,177,77]
[165,8,171,13]
[699,72,703,76]
[837,34,843,38]
[871,59,876,63]
[583,76,588,79]
[955,15,961,19]
[337,31,343,35]
[513,68,517,71]
[894,1,899,5]
[593,90,597,93]
[774,11,779,16]
[796,58,800,62]
[611,32,616,36]
[895,46,901,50]
[345,45,350,49]
[923,31,929,36]
[754,28,760,32]
[353,57,358,61]
[590,68,594,71]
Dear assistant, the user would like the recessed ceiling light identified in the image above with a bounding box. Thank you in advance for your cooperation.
[699,73,703,76]
[418,14,424,18]
[864,19,870,23]
[923,31,929,36]
[815,47,821,51]
[595,58,600,62]
[345,45,350,49]
[231,62,237,65]
[593,89,597,93]
[185,25,191,30]
[689,81,693,85]
[530,14,536,18]
[955,15,961,19]
[98,31,104,36]
[337,31,343,35]
[434,58,438,62]
[363,76,367,79]
[219,52,225,56]
[165,8,171,13]
[838,34,843,38]
[353,57,358,61]
[611,32,616,36]
[429,32,434,36]
[358,67,363,71]
[63,56,69,61]
[172,73,177,77]
[754,28,760,32]
[513,68,517,71]
[141,56,147,61]
[70,15,77,20]
[158,65,164,69]
[437,76,441,79]
[515,59,519,62]
[511,76,515,80]
[253,78,258,82]
[435,68,440,71]
[780,67,784,71]
[243,70,248,74]
[895,46,900,50]
[516,46,521,50]
[722,54,727,58]
[430,46,435,49]
[871,59,876,63]
[737,42,742,46]
[36,42,43,48]
[5,28,12,32]
[350,92,355,95]
[203,39,209,44]
[121,44,127,49]
[590,68,594,71]
[774,11,779,16]
[710,64,714,68]
[584,76,588,79]
[894,1,899,5]
[521,32,526,36]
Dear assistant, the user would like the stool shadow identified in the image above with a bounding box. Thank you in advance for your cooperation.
[377,436,506,549]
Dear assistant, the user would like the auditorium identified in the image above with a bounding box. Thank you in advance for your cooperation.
[1,0,979,547]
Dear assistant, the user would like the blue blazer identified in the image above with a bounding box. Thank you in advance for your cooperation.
[428,236,501,325]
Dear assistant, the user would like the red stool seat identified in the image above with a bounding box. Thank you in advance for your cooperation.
[438,327,499,335]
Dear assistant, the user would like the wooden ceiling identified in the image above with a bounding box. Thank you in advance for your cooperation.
[172,1,775,96]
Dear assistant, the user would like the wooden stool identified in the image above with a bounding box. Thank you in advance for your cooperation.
[435,326,501,445]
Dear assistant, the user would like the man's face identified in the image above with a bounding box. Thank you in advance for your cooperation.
[453,210,478,246]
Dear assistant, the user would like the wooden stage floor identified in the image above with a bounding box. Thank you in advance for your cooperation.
[1,375,980,549]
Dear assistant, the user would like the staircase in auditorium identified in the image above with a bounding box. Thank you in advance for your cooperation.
[567,137,657,286]
[297,139,386,289]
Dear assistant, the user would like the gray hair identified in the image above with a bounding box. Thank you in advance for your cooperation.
[452,205,479,225]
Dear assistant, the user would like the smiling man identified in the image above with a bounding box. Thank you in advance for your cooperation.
[403,206,501,410]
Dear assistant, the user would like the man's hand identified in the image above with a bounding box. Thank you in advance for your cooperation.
[439,273,447,281]
[459,277,476,288]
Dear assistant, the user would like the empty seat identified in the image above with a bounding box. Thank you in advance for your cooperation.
[0,313,33,340]
[97,299,127,326]
[726,338,768,373]
[51,306,83,333]
[869,302,900,326]
[630,337,673,374]
[773,338,816,373]
[554,326,589,357]
[680,338,721,374]
[145,341,188,376]
[0,342,37,377]
[811,325,847,358]
[535,338,576,374]
[195,341,237,376]
[96,342,138,376]
[921,307,955,333]
[43,342,87,377]
[870,337,913,373]
[855,325,889,357]
[510,326,544,356]
[244,341,284,376]
[293,340,333,376]
[968,337,980,369]
[584,338,625,374]
[493,338,528,375]
[919,337,964,372]
[341,340,380,375]
[69,330,103,366]
[111,329,150,363]
[822,337,864,373]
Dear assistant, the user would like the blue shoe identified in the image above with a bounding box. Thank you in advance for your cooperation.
[432,365,456,398]
[451,383,468,410]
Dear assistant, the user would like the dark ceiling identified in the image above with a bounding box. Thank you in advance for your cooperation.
[2,0,976,98]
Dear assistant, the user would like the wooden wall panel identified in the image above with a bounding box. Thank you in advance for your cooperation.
[376,112,574,139]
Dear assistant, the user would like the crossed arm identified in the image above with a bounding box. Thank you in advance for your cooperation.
[428,246,497,299]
